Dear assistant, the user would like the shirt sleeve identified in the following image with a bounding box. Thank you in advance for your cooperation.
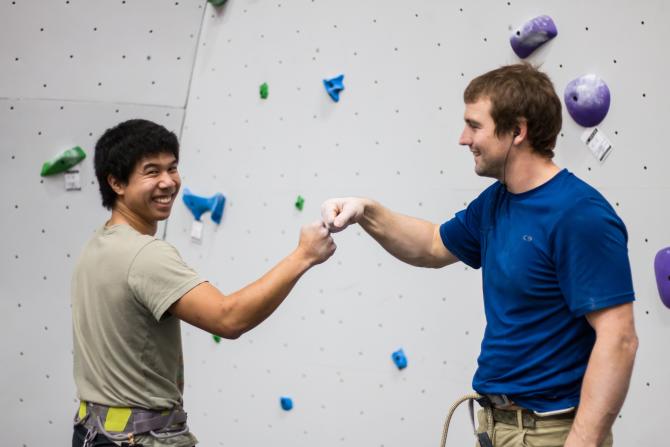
[128,240,206,321]
[439,192,486,269]
[553,197,636,316]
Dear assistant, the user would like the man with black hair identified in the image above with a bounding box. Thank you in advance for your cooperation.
[72,119,335,446]
[321,64,638,447]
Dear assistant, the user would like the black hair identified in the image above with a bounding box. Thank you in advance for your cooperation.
[94,119,179,209]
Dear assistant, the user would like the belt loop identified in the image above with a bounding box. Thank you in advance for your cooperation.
[516,410,523,430]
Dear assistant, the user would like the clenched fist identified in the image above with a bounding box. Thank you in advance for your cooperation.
[320,197,367,233]
[297,220,336,266]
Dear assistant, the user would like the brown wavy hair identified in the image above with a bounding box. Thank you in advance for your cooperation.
[464,63,562,158]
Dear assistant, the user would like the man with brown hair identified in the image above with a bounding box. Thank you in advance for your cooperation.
[321,63,638,447]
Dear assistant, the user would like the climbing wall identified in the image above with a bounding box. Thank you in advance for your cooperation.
[170,1,670,446]
[1,0,669,446]
[0,1,205,444]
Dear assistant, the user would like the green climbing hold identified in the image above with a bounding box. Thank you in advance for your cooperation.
[260,82,269,99]
[295,195,305,211]
[40,146,86,176]
[208,0,227,6]
[212,334,221,343]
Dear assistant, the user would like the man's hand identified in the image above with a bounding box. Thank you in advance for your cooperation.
[321,197,367,233]
[296,220,336,266]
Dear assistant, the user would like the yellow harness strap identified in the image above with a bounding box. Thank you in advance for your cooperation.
[78,402,132,432]
[104,407,132,432]
[78,402,87,420]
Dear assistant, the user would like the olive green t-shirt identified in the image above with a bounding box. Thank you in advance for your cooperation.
[72,224,204,445]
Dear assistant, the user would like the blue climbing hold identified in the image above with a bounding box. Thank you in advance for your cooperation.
[280,396,293,411]
[323,74,345,102]
[182,188,226,224]
[210,194,225,224]
[391,348,408,370]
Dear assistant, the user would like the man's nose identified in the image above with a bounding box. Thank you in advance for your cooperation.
[459,129,470,146]
[158,171,176,188]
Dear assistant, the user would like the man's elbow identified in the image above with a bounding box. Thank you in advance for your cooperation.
[419,251,457,269]
[608,328,639,361]
[224,331,244,340]
[622,332,639,357]
[405,256,447,269]
[215,300,247,340]
[419,258,450,269]
[216,326,244,340]
[618,318,639,356]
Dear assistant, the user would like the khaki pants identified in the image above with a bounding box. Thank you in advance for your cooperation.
[476,409,613,447]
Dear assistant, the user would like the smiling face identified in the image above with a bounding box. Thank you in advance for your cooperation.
[459,97,515,180]
[109,152,181,230]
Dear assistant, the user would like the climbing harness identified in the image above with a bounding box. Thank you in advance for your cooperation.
[74,401,189,447]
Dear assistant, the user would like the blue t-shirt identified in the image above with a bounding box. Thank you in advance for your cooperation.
[439,169,635,412]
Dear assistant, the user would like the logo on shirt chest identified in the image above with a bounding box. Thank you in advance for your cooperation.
[486,230,541,280]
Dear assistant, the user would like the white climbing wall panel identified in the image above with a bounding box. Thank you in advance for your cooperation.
[1,0,669,446]
[0,0,205,107]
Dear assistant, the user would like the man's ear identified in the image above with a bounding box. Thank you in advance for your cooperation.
[513,119,528,144]
[107,174,126,196]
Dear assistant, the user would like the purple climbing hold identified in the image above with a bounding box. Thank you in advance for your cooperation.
[654,247,670,309]
[564,74,611,127]
[510,15,558,59]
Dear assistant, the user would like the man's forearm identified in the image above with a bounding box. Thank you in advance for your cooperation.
[565,331,638,446]
[358,199,443,267]
[225,249,312,336]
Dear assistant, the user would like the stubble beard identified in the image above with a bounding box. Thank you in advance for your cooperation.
[474,154,505,180]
